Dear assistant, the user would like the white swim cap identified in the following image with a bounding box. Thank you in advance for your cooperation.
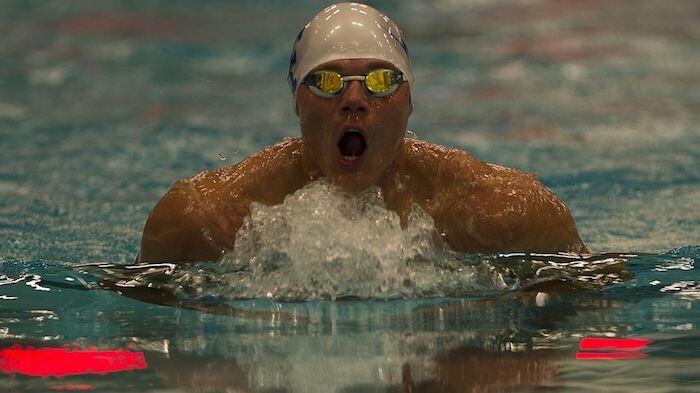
[288,2,412,97]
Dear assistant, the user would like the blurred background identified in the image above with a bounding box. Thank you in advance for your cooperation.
[0,0,698,263]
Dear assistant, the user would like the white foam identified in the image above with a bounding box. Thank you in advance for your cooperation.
[214,179,500,300]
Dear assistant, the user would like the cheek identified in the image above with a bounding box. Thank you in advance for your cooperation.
[301,111,328,137]
[298,94,334,129]
[376,98,410,137]
[298,103,334,161]
[377,88,410,122]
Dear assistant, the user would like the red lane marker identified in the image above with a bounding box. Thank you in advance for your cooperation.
[579,337,653,352]
[0,345,147,378]
[576,351,648,360]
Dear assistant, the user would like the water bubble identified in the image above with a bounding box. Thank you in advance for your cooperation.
[216,179,493,300]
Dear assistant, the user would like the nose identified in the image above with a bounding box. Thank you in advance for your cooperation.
[340,80,368,115]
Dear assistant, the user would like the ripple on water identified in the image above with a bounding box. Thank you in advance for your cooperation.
[62,180,691,302]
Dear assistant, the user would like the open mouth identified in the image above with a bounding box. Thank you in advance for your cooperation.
[337,129,367,163]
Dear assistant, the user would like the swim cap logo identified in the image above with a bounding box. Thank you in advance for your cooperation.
[388,29,409,57]
[287,29,304,94]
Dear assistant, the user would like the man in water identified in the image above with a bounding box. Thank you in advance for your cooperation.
[138,3,588,263]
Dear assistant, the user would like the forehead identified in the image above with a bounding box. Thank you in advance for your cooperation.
[310,58,399,74]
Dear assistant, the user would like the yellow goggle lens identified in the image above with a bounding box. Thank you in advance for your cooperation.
[365,69,394,94]
[307,69,400,96]
[314,72,343,94]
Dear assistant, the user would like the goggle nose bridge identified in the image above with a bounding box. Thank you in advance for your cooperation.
[341,75,367,82]
[339,75,368,94]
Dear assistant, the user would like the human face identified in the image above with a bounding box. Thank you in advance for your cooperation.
[296,58,412,192]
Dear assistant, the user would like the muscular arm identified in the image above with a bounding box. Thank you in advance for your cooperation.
[137,139,308,263]
[399,140,587,254]
[440,174,588,254]
[138,180,228,263]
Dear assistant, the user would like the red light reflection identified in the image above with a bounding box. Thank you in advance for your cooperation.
[576,337,653,361]
[579,337,653,351]
[0,345,147,378]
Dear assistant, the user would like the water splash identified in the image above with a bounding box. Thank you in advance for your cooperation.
[0,177,655,303]
[93,179,640,301]
[49,179,683,303]
[212,179,501,300]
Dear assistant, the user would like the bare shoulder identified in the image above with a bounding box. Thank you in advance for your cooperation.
[404,138,587,253]
[189,137,305,200]
[138,177,226,263]
[454,161,587,253]
[404,138,481,170]
[401,138,483,199]
[139,138,306,263]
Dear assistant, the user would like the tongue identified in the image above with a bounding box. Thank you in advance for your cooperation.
[338,133,366,157]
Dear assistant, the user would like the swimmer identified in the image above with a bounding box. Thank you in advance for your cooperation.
[138,2,588,263]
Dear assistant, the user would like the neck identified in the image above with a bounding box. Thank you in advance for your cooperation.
[376,140,407,194]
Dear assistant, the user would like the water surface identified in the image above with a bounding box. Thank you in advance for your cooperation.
[1,0,698,391]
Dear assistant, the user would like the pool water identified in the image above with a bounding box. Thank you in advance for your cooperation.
[1,0,699,391]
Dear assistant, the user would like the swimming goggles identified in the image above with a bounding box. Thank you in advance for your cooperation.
[302,69,407,98]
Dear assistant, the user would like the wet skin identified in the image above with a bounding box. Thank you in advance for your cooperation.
[138,58,588,263]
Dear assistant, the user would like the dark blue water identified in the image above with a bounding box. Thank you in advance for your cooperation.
[1,0,698,391]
